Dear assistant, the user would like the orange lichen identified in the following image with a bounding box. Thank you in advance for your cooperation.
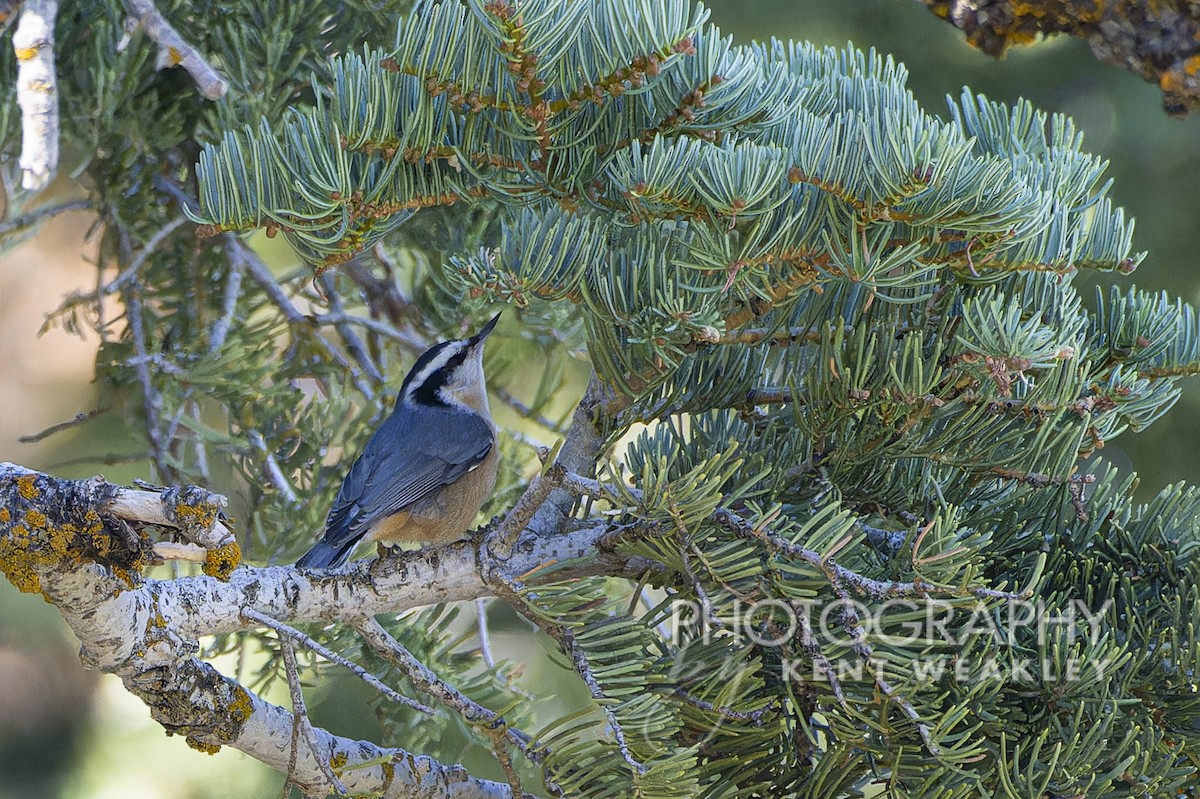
[0,507,10,523]
[203,542,242,581]
[24,510,47,529]
[185,736,221,755]
[329,751,349,772]
[15,475,38,500]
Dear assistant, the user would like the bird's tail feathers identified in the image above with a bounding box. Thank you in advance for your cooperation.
[295,538,357,570]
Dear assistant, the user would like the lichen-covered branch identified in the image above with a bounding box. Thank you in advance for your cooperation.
[0,461,643,797]
[919,0,1200,115]
[13,0,59,190]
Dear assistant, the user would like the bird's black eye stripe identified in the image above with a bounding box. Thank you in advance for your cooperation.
[399,342,471,406]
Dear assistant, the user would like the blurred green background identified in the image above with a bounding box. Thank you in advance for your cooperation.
[2,1,1198,796]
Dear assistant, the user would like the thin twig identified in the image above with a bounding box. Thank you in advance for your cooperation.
[13,0,59,190]
[209,248,246,353]
[126,294,172,480]
[486,577,647,776]
[492,387,566,433]
[476,598,496,668]
[350,611,535,767]
[190,400,210,481]
[248,430,299,504]
[54,216,187,324]
[795,608,846,708]
[151,174,190,207]
[710,507,1032,602]
[240,609,434,716]
[230,235,304,322]
[280,639,349,797]
[561,471,1032,603]
[231,236,375,398]
[0,199,90,236]
[123,0,228,99]
[107,216,187,294]
[316,274,384,386]
[18,408,108,443]
[825,565,937,754]
[310,313,428,354]
[672,688,771,725]
[678,539,719,632]
[486,463,566,558]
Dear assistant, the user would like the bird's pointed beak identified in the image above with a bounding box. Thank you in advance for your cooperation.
[471,311,502,345]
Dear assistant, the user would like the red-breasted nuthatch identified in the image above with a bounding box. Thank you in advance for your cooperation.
[296,313,501,569]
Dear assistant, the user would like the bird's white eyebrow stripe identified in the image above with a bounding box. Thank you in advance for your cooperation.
[402,342,468,400]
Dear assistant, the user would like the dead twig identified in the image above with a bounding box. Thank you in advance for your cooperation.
[122,0,227,99]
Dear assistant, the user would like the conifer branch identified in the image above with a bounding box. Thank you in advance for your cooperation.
[484,575,649,777]
[242,609,435,716]
[354,617,548,799]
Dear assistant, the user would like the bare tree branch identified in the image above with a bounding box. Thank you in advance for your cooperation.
[122,0,228,100]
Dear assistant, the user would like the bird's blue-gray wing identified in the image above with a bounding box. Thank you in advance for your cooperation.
[319,404,494,552]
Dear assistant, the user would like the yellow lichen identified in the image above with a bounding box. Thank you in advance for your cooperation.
[175,502,219,530]
[24,510,47,529]
[15,475,38,500]
[111,566,137,589]
[0,557,41,594]
[228,685,254,724]
[185,736,221,755]
[329,751,349,772]
[89,528,111,557]
[203,542,242,581]
[45,525,72,556]
[0,507,10,523]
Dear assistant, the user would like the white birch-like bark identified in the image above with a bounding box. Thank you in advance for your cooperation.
[0,460,637,798]
[13,0,59,190]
